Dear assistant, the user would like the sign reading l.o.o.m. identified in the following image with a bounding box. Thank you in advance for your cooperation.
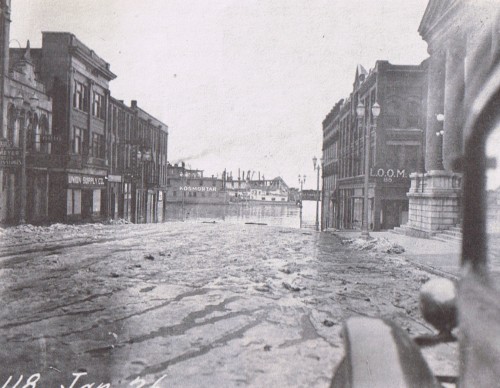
[370,167,408,183]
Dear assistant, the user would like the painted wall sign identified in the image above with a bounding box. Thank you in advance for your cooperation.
[40,134,62,143]
[107,174,122,183]
[179,186,217,192]
[370,167,409,183]
[0,147,22,167]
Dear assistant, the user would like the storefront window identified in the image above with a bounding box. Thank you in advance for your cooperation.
[93,189,101,214]
[67,189,82,215]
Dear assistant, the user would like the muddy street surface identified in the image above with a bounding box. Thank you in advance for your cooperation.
[0,222,457,387]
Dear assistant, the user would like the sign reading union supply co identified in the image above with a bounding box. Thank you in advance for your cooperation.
[68,174,106,188]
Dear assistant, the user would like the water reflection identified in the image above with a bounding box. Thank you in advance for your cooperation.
[164,200,319,229]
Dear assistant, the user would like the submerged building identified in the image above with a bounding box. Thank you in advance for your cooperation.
[321,61,427,231]
[0,1,169,225]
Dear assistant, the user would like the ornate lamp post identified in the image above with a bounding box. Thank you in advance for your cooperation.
[356,101,380,239]
[298,174,306,204]
[313,156,322,231]
[298,174,306,192]
[14,92,38,224]
[436,113,445,170]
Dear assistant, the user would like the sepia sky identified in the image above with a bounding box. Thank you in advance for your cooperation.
[11,0,429,188]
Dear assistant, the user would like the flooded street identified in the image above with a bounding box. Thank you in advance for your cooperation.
[164,200,319,229]
[0,220,457,387]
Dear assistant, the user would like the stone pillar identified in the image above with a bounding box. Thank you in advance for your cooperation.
[425,48,446,171]
[443,47,464,171]
[403,171,462,238]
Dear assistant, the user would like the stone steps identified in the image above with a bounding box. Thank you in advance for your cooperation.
[431,227,462,243]
[391,224,462,243]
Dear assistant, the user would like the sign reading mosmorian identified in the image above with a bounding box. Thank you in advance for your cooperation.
[179,186,217,192]
[68,174,106,188]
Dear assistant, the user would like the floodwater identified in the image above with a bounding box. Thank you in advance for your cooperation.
[164,200,321,229]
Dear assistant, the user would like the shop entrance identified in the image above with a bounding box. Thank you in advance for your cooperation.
[381,200,408,230]
[82,190,93,220]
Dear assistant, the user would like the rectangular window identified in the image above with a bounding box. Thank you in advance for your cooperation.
[92,92,105,119]
[73,190,81,215]
[91,133,105,158]
[93,189,101,214]
[73,127,84,154]
[67,189,82,215]
[67,189,73,215]
[73,81,89,112]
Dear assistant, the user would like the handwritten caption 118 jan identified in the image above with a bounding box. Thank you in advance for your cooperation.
[1,372,168,388]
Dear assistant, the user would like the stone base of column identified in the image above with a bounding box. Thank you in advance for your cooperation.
[398,170,462,238]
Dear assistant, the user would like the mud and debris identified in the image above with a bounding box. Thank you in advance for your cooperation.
[0,222,457,387]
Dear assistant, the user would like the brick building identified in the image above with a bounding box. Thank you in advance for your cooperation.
[37,32,116,223]
[322,61,427,231]
[0,1,169,225]
[0,1,54,224]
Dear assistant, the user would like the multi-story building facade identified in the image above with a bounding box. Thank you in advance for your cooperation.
[108,97,136,222]
[131,101,169,223]
[1,1,54,224]
[322,61,427,231]
[37,32,116,223]
[0,1,169,225]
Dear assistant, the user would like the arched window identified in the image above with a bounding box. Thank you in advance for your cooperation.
[7,104,18,146]
[39,115,49,153]
[30,113,39,151]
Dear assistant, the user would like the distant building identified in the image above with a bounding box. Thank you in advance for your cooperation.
[322,61,427,231]
[108,98,169,223]
[166,163,227,204]
[247,177,290,203]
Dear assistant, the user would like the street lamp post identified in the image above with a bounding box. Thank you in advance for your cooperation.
[14,92,38,224]
[313,156,322,231]
[298,174,306,228]
[136,149,151,223]
[356,101,380,239]
[298,174,306,202]
[436,113,445,170]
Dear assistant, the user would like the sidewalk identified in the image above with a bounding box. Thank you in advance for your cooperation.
[328,229,462,279]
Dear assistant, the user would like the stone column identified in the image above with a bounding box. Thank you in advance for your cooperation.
[425,48,446,171]
[443,46,465,171]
